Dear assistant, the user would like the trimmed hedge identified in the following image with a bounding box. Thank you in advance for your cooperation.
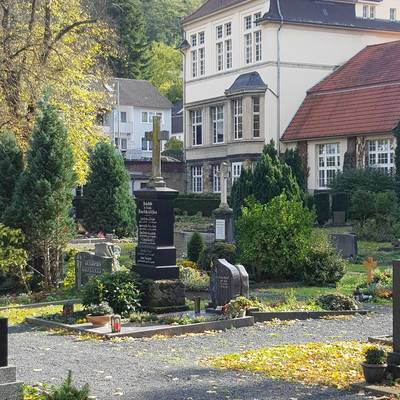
[314,192,330,225]
[175,194,220,217]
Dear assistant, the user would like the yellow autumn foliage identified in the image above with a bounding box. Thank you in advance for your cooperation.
[210,341,391,389]
[0,1,113,184]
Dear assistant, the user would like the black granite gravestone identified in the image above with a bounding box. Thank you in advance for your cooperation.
[75,251,113,288]
[134,188,179,280]
[210,259,242,308]
[0,318,7,367]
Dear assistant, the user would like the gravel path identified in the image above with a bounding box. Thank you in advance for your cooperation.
[10,305,392,400]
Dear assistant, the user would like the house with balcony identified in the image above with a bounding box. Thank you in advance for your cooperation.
[181,0,400,194]
[282,40,400,191]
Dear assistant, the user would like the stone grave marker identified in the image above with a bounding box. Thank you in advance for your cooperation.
[0,318,23,399]
[75,247,113,289]
[209,259,249,309]
[329,233,358,260]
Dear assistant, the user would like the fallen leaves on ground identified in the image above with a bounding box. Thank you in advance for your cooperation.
[209,341,390,389]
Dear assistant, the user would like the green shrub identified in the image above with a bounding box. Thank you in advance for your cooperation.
[354,218,400,242]
[85,302,113,316]
[175,194,220,217]
[301,233,346,286]
[198,242,236,271]
[187,232,205,263]
[44,371,90,400]
[330,168,396,197]
[82,271,141,316]
[364,347,386,365]
[63,248,78,289]
[316,293,358,311]
[179,265,209,291]
[314,192,330,225]
[236,195,314,281]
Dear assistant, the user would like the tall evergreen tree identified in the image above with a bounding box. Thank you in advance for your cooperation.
[0,131,23,221]
[83,142,135,237]
[281,147,308,191]
[231,142,301,218]
[5,96,76,288]
[106,0,149,79]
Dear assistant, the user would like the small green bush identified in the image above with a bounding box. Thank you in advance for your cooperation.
[45,371,90,400]
[179,265,209,291]
[82,271,141,317]
[364,347,386,365]
[236,195,314,280]
[314,192,330,225]
[316,293,358,311]
[175,194,220,217]
[198,242,236,271]
[187,232,205,263]
[301,233,346,286]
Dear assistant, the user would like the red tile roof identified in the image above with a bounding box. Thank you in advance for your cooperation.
[282,40,400,142]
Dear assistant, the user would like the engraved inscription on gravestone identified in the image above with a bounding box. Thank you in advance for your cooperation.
[215,219,226,241]
[137,200,158,266]
[75,251,113,288]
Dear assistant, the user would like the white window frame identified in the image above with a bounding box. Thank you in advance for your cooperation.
[243,13,262,65]
[370,5,376,19]
[363,5,369,18]
[253,97,260,138]
[211,105,224,144]
[191,166,203,193]
[115,137,128,151]
[317,143,341,189]
[215,21,233,72]
[232,162,243,184]
[367,138,395,175]
[212,164,221,193]
[390,8,397,21]
[141,112,148,123]
[191,31,205,78]
[191,110,203,146]
[233,99,243,140]
[120,111,127,123]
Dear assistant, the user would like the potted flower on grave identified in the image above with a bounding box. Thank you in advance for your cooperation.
[86,302,113,327]
[361,346,387,384]
[224,296,253,319]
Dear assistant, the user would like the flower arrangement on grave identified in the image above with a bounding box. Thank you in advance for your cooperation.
[85,302,113,327]
[361,346,387,384]
[223,296,253,319]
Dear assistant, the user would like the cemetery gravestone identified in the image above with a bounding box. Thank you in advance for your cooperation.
[0,318,23,400]
[75,249,113,289]
[329,233,358,260]
[209,259,249,309]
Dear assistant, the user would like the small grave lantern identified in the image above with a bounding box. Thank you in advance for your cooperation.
[111,314,122,333]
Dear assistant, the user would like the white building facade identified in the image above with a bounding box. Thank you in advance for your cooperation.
[181,0,400,193]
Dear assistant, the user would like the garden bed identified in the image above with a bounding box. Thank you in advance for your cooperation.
[26,314,254,339]
[247,309,368,322]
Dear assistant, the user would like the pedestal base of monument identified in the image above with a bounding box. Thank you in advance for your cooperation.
[213,207,234,243]
[141,279,188,313]
[387,352,400,379]
[0,366,23,400]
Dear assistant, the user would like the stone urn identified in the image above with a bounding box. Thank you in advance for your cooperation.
[86,314,111,328]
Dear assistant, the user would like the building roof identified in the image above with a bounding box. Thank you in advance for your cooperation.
[264,0,400,32]
[109,78,172,109]
[182,0,246,24]
[183,0,400,33]
[225,71,267,95]
[282,40,400,142]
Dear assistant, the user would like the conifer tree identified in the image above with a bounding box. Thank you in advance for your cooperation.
[83,142,135,237]
[0,131,23,221]
[5,96,76,288]
[106,0,149,79]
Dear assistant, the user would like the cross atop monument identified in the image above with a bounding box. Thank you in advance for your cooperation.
[145,115,169,188]
[219,162,229,208]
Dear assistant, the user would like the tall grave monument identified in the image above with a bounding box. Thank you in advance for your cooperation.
[134,116,186,312]
[213,162,234,243]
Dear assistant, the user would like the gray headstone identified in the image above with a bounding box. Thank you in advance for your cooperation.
[75,251,113,288]
[210,259,241,308]
[329,233,358,260]
[332,211,346,226]
[234,264,250,298]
